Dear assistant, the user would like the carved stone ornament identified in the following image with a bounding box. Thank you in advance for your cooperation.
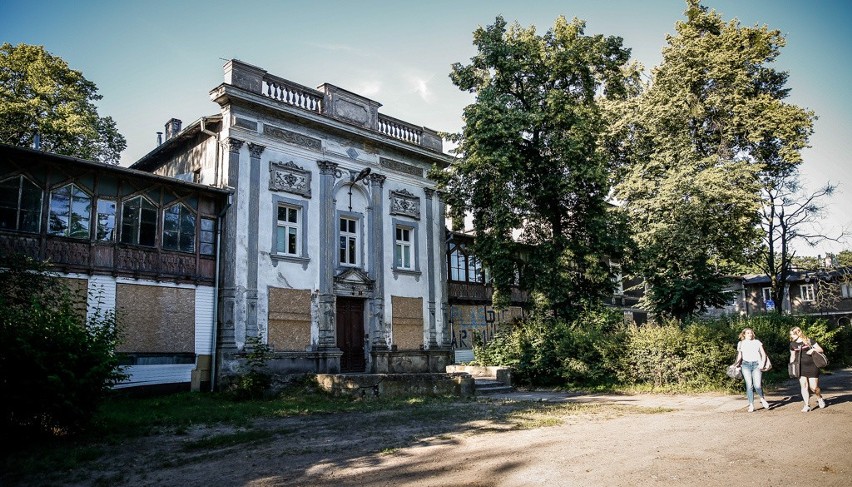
[389,188,420,219]
[333,267,375,297]
[269,160,311,197]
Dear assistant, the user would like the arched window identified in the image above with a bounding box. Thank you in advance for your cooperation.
[48,183,92,239]
[0,175,42,233]
[121,196,157,246]
[162,203,195,252]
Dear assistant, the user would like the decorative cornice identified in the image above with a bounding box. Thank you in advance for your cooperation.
[317,160,340,176]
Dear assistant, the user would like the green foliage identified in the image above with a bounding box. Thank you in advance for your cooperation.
[231,334,274,401]
[434,16,637,318]
[476,306,851,390]
[0,43,126,164]
[611,0,813,320]
[0,254,125,440]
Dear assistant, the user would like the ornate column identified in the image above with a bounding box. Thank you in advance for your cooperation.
[424,188,438,347]
[245,143,265,341]
[219,137,243,351]
[316,160,340,349]
[368,173,388,349]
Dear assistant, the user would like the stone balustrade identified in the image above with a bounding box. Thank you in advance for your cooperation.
[223,59,443,153]
[262,74,323,113]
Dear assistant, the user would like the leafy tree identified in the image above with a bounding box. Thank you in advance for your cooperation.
[0,253,125,439]
[837,250,852,267]
[434,16,637,317]
[612,0,813,320]
[0,43,126,164]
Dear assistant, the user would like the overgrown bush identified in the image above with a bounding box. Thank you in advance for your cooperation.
[0,254,125,440]
[474,305,851,391]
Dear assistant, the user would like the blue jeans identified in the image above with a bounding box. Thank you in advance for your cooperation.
[741,361,764,404]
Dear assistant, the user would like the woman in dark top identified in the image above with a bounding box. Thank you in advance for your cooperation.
[789,326,826,412]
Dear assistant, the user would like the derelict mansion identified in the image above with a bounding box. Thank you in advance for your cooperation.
[3,59,520,389]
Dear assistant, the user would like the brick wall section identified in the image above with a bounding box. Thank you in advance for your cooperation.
[391,296,423,350]
[115,284,195,353]
[268,288,312,351]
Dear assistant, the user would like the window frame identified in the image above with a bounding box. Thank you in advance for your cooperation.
[120,195,158,247]
[800,284,815,302]
[271,195,309,263]
[335,211,363,269]
[199,217,216,256]
[762,287,772,303]
[48,182,92,239]
[0,175,43,233]
[392,218,420,274]
[162,202,196,253]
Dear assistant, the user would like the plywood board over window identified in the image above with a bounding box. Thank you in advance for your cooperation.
[116,284,195,353]
[391,296,423,350]
[268,288,311,351]
[61,277,89,323]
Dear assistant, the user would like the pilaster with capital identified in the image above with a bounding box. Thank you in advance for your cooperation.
[218,138,244,350]
[316,160,340,348]
[424,188,438,347]
[245,143,265,341]
[437,191,451,347]
[368,173,388,349]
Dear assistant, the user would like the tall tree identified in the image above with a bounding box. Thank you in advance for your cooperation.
[0,43,126,164]
[434,16,636,317]
[612,0,814,320]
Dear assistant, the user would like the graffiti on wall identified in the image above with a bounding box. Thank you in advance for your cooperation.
[449,305,525,350]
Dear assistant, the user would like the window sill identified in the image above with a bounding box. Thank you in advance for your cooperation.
[269,253,311,267]
[392,268,422,280]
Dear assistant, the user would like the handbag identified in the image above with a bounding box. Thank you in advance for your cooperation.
[761,354,772,372]
[812,351,828,368]
[726,364,743,380]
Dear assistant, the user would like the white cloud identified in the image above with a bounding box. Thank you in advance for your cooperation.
[405,73,435,103]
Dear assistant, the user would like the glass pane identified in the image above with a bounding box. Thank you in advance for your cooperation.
[348,219,356,233]
[163,230,178,250]
[49,189,70,235]
[348,237,356,264]
[20,180,42,233]
[69,193,91,239]
[276,226,286,253]
[394,243,401,267]
[200,230,214,244]
[403,246,410,268]
[97,200,116,241]
[287,227,297,254]
[179,231,194,252]
[339,218,346,231]
[200,243,214,255]
[180,208,195,235]
[288,207,297,223]
[339,236,346,262]
[140,206,157,246]
[201,218,214,232]
[121,200,139,244]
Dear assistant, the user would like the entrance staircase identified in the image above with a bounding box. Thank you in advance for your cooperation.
[445,365,514,396]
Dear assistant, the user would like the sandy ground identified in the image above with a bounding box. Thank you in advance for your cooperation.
[12,369,852,487]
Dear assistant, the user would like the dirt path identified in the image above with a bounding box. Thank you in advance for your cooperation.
[16,369,852,487]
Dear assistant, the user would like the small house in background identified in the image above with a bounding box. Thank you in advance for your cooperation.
[0,143,231,392]
[740,267,852,327]
[132,60,454,384]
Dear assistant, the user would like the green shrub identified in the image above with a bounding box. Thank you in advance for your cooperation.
[231,334,274,401]
[0,254,125,440]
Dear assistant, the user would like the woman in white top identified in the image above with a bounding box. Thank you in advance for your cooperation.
[736,328,771,412]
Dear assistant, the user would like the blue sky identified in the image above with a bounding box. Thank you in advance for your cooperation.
[2,0,850,255]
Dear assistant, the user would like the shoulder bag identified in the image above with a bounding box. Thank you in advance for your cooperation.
[812,350,829,369]
[726,364,743,380]
[761,354,772,372]
[788,348,801,378]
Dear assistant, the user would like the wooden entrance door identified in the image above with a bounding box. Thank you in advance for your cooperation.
[336,297,366,373]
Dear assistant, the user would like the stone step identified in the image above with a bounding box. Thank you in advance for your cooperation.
[474,377,514,395]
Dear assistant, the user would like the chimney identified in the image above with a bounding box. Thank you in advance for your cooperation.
[156,132,163,146]
[164,118,182,141]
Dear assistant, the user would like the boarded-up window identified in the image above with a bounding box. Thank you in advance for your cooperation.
[116,284,195,353]
[268,288,312,351]
[61,277,89,323]
[391,296,423,350]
